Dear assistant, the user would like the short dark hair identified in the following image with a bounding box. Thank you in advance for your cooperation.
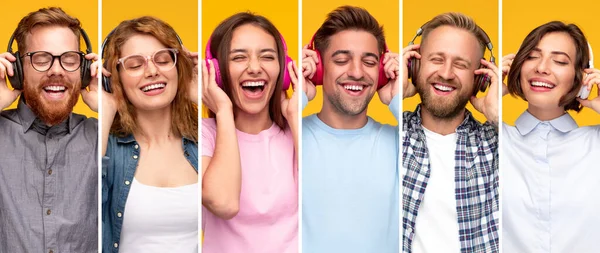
[313,6,385,55]
[507,21,589,112]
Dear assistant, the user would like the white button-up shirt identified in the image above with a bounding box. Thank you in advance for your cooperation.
[502,111,600,253]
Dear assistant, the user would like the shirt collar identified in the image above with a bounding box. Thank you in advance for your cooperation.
[411,104,479,133]
[16,97,73,135]
[515,110,578,135]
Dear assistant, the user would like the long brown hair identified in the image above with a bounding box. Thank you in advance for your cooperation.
[507,21,589,112]
[206,12,287,130]
[104,16,198,141]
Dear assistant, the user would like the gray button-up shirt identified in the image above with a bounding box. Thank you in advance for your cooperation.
[0,98,98,253]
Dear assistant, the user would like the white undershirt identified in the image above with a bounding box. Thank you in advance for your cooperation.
[119,178,198,253]
[412,127,461,253]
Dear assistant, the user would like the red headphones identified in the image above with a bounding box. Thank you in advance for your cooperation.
[307,33,390,89]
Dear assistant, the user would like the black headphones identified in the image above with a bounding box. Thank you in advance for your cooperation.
[407,23,496,95]
[7,28,93,90]
[101,28,183,93]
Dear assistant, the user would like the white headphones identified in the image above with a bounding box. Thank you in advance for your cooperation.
[577,43,594,99]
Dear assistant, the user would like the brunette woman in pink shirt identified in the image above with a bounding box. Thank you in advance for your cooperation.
[201,12,300,253]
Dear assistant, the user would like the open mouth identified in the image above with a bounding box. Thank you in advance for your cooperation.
[141,83,166,93]
[340,83,369,96]
[43,85,67,93]
[241,81,267,98]
[432,83,456,93]
[530,81,555,89]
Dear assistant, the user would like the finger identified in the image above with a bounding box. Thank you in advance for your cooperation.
[85,53,99,61]
[403,51,421,62]
[577,98,593,108]
[470,95,484,112]
[584,68,600,75]
[0,52,17,62]
[479,59,499,72]
[383,52,399,65]
[384,59,396,79]
[402,44,420,55]
[208,60,217,86]
[303,48,319,64]
[0,57,14,77]
[90,61,100,78]
[502,53,516,62]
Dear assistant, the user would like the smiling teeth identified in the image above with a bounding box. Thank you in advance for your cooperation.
[44,86,65,91]
[344,85,363,91]
[531,81,555,88]
[242,81,265,87]
[433,84,454,92]
[141,83,166,92]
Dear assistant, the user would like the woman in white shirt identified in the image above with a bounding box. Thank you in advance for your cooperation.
[501,21,600,253]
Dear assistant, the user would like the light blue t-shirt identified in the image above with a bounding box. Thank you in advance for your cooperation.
[301,92,400,253]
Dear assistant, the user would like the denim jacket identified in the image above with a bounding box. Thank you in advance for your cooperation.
[101,134,198,252]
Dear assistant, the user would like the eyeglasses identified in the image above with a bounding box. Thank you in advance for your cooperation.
[24,51,85,72]
[117,48,179,77]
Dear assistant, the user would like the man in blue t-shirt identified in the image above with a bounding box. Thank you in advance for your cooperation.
[301,5,400,253]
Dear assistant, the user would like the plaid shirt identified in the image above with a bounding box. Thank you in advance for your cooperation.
[402,105,499,253]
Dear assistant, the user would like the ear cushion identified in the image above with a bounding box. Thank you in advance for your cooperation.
[8,52,23,90]
[102,62,112,93]
[80,58,92,89]
[282,55,292,90]
[309,50,324,85]
[408,56,420,83]
[205,58,223,87]
[474,70,491,95]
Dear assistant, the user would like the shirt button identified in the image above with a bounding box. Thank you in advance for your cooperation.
[46,209,51,215]
[48,169,52,175]
[133,155,138,159]
[117,212,122,218]
[185,151,189,157]
[134,144,139,149]
[125,180,130,185]
[114,242,119,248]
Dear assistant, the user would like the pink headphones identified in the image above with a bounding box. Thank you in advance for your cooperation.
[204,33,292,90]
[307,33,390,89]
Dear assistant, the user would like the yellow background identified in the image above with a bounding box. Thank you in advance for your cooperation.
[201,0,298,118]
[503,0,600,125]
[102,0,198,61]
[303,0,399,126]
[1,1,98,118]
[403,0,498,123]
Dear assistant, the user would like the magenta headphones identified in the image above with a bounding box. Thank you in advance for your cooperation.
[407,23,496,95]
[307,33,390,89]
[204,33,292,90]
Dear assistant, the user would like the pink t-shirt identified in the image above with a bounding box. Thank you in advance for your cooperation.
[202,118,298,253]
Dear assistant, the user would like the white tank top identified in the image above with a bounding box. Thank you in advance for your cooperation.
[119,178,198,253]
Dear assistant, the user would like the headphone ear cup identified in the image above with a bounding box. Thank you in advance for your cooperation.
[80,58,92,89]
[282,55,292,90]
[309,50,324,85]
[377,58,388,89]
[206,58,223,88]
[473,67,491,95]
[102,63,112,93]
[409,57,420,83]
[8,52,23,90]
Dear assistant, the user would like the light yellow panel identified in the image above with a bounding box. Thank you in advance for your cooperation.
[1,1,98,118]
[303,0,399,126]
[503,0,600,125]
[202,0,298,118]
[403,0,499,124]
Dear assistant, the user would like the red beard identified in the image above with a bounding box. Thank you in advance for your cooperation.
[23,76,81,126]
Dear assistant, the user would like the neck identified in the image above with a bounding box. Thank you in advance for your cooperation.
[318,101,368,129]
[420,106,465,135]
[234,107,273,134]
[527,105,565,121]
[133,106,178,144]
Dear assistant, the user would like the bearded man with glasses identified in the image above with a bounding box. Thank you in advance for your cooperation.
[0,7,100,253]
